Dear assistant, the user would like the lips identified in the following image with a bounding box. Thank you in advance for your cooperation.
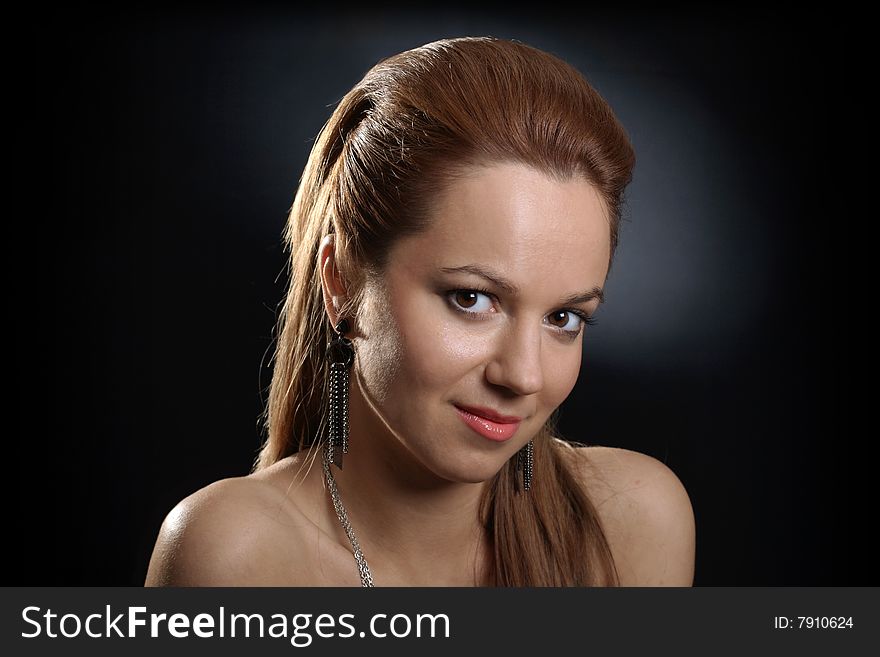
[454,404,523,442]
[453,404,522,424]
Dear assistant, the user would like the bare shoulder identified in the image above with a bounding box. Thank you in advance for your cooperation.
[560,441,696,586]
[144,470,310,586]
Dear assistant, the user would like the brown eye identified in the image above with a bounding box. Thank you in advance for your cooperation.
[547,309,593,335]
[447,289,494,314]
[548,310,570,327]
[454,291,479,309]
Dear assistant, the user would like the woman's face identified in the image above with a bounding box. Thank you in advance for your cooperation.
[352,161,611,484]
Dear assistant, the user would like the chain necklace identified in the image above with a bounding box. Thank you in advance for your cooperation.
[322,442,375,587]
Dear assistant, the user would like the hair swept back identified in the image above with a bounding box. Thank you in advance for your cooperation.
[254,36,635,586]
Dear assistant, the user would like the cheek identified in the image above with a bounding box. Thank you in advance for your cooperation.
[355,290,405,406]
[392,300,477,390]
[356,284,464,404]
[521,336,583,418]
[544,355,581,406]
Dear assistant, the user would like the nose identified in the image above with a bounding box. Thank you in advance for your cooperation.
[484,318,544,396]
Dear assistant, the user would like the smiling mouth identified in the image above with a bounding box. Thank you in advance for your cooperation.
[452,403,522,424]
[453,404,522,442]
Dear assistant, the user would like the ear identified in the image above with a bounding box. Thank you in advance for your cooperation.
[318,233,348,331]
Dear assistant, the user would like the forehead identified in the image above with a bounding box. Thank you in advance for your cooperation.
[391,162,611,289]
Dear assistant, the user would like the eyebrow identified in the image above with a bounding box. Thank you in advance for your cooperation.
[439,264,605,306]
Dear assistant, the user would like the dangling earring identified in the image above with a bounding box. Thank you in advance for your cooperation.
[326,318,354,469]
[516,439,534,492]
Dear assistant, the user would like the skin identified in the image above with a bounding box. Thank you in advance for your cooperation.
[144,161,696,587]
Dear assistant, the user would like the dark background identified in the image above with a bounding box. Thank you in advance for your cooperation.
[19,6,858,585]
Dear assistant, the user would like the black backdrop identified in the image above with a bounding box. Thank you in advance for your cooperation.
[19,6,858,586]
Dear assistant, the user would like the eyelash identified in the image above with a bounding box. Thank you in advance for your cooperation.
[444,287,597,338]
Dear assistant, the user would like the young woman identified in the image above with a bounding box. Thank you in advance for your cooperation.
[145,36,695,587]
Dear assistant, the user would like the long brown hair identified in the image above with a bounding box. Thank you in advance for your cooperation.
[254,37,635,586]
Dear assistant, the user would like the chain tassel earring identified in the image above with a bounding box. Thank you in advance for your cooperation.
[516,439,534,492]
[326,318,354,470]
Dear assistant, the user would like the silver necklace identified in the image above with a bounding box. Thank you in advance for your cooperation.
[322,442,375,587]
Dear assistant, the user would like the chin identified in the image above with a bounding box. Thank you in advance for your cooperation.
[439,455,508,485]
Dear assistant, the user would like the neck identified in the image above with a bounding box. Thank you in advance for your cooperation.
[322,367,492,586]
